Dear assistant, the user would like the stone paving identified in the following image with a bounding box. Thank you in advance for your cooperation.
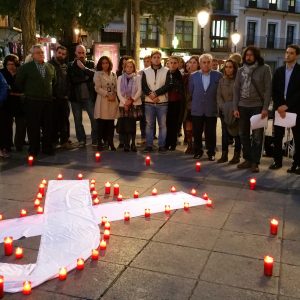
[0,117,299,299]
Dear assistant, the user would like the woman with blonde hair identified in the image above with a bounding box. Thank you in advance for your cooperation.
[117,59,142,152]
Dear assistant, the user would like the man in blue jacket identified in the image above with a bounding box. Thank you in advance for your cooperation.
[189,53,222,161]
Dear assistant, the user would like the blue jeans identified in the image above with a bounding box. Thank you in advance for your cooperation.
[238,106,264,164]
[71,99,97,144]
[145,103,168,147]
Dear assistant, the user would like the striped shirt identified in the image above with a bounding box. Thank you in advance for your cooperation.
[35,61,46,78]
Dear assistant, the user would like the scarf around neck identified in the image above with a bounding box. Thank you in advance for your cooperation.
[241,62,258,98]
[120,72,138,99]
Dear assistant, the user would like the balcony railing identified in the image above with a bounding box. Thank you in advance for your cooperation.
[245,0,300,13]
[244,35,300,49]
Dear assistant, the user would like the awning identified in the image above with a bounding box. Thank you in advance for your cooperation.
[103,22,126,33]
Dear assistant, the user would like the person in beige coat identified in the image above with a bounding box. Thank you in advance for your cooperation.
[217,59,241,164]
[117,59,142,152]
[94,56,118,151]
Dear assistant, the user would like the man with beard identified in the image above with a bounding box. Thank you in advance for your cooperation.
[233,46,272,173]
[49,46,73,149]
[68,45,97,148]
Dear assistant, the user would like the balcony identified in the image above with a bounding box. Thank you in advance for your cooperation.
[245,0,300,13]
[244,35,300,49]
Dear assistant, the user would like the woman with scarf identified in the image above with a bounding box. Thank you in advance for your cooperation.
[94,56,118,151]
[117,59,142,152]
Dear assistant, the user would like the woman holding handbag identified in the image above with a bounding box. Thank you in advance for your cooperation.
[117,59,142,152]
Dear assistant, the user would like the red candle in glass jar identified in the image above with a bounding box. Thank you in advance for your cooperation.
[41,179,47,186]
[0,214,3,221]
[15,247,23,259]
[100,239,107,250]
[184,202,190,211]
[195,162,201,172]
[22,281,31,295]
[270,219,278,235]
[103,229,110,240]
[0,275,4,298]
[145,156,151,166]
[76,258,84,270]
[264,256,274,276]
[165,205,171,214]
[202,193,209,200]
[152,188,157,196]
[39,183,45,196]
[91,249,99,260]
[117,194,122,201]
[170,186,176,193]
[37,193,43,200]
[105,182,111,194]
[145,208,151,218]
[249,178,256,190]
[20,209,27,217]
[59,267,67,280]
[27,156,34,166]
[206,199,213,208]
[90,179,96,185]
[90,183,95,192]
[104,221,111,230]
[113,184,120,196]
[36,206,44,214]
[34,198,40,208]
[133,191,139,198]
[4,237,13,256]
[124,211,130,221]
[77,173,83,180]
[57,174,63,180]
[91,190,98,199]
[191,189,197,196]
[101,216,108,226]
[93,197,100,205]
[95,152,101,162]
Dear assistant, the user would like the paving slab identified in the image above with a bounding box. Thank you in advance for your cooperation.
[39,260,124,299]
[282,240,300,266]
[191,280,277,300]
[201,252,279,294]
[3,290,80,300]
[280,264,300,298]
[102,267,196,300]
[130,241,209,279]
[214,230,281,260]
[153,221,220,250]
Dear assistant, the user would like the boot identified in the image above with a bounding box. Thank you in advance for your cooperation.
[217,151,228,163]
[229,150,241,164]
[185,130,193,154]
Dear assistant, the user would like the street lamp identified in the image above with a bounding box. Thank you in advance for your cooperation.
[197,10,209,54]
[231,31,241,53]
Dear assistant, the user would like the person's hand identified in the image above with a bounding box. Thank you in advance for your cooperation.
[76,59,85,70]
[124,104,129,112]
[261,109,268,119]
[277,105,288,114]
[233,110,240,118]
[279,111,286,118]
[108,94,116,102]
[149,92,156,100]
[125,99,132,106]
[153,97,160,103]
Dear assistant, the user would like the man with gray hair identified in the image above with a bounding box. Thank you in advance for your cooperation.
[189,53,222,161]
[16,44,56,157]
[68,45,97,148]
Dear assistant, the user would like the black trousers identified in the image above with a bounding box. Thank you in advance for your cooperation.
[53,98,70,144]
[192,116,217,157]
[166,101,181,148]
[273,115,300,167]
[97,119,115,146]
[25,100,53,156]
[0,107,13,150]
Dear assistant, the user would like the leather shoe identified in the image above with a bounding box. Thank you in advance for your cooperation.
[269,162,282,170]
[287,165,297,173]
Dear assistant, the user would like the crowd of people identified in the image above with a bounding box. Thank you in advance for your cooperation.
[0,43,299,175]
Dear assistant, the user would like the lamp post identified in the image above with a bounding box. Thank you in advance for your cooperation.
[231,31,241,53]
[197,10,209,54]
[172,36,179,50]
